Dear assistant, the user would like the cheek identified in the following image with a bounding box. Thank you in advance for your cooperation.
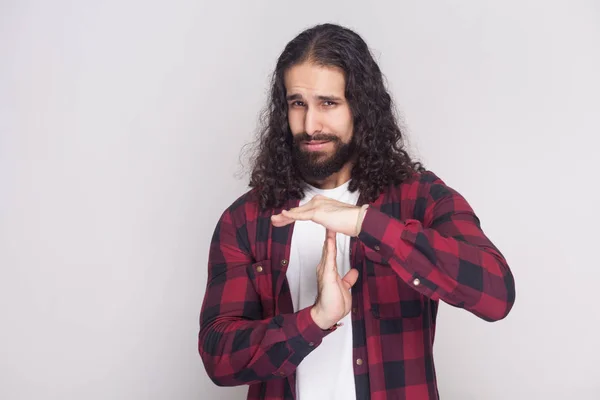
[332,110,353,141]
[287,110,304,134]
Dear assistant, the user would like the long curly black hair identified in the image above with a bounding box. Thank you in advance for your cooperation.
[245,23,425,209]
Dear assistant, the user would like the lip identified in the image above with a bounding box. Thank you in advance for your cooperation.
[302,140,331,151]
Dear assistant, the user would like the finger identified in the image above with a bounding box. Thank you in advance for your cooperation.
[341,268,359,290]
[271,213,293,222]
[325,228,336,241]
[325,228,337,270]
[287,200,317,213]
[270,214,294,227]
[326,237,337,271]
[317,232,329,275]
[281,208,314,222]
[319,234,328,264]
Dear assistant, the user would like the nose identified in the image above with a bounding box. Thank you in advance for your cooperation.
[304,108,323,136]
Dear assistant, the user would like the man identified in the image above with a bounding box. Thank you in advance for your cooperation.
[198,23,515,400]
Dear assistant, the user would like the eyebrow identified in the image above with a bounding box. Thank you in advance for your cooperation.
[285,93,344,102]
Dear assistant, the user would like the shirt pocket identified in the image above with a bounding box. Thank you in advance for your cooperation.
[366,260,423,319]
[247,259,276,318]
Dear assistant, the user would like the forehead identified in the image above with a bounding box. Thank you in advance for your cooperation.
[284,62,346,97]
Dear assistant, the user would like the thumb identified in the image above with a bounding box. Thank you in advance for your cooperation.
[341,268,359,290]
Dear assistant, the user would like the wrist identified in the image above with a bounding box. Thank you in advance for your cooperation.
[354,204,369,236]
[310,305,332,330]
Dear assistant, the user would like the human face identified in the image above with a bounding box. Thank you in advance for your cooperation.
[284,62,354,182]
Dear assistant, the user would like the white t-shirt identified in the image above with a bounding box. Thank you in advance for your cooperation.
[287,180,359,400]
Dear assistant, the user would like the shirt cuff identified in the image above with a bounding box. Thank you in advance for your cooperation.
[293,306,337,345]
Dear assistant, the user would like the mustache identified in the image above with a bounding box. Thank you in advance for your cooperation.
[293,133,340,143]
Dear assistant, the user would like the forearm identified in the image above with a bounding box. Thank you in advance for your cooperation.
[199,306,332,386]
[359,206,515,321]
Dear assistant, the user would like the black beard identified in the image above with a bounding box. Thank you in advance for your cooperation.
[291,133,354,181]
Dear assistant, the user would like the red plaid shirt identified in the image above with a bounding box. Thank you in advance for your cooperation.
[198,170,515,400]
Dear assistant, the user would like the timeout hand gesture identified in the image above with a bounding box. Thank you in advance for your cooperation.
[271,194,368,237]
[311,229,359,330]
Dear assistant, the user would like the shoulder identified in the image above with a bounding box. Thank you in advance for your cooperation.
[208,188,263,254]
[394,169,450,195]
[389,170,464,217]
[218,188,263,225]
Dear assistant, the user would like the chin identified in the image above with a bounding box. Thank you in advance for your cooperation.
[305,150,332,160]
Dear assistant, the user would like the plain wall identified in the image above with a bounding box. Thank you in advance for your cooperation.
[1,1,599,399]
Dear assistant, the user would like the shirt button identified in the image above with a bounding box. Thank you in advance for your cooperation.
[413,278,421,286]
[352,307,358,314]
[374,245,380,251]
[279,371,286,376]
[356,358,363,366]
[308,342,314,347]
[256,266,263,273]
[281,259,288,266]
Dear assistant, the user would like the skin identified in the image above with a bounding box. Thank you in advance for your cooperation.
[284,61,354,189]
[270,62,368,330]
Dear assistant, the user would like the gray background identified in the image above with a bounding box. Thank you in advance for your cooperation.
[1,0,599,399]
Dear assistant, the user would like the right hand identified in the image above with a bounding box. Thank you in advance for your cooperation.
[310,229,359,330]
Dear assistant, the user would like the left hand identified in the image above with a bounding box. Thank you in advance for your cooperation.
[271,195,366,236]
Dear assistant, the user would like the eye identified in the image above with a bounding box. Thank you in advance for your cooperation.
[323,101,337,107]
[291,101,305,107]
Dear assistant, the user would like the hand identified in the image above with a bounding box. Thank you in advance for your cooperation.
[271,195,368,237]
[310,229,359,330]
